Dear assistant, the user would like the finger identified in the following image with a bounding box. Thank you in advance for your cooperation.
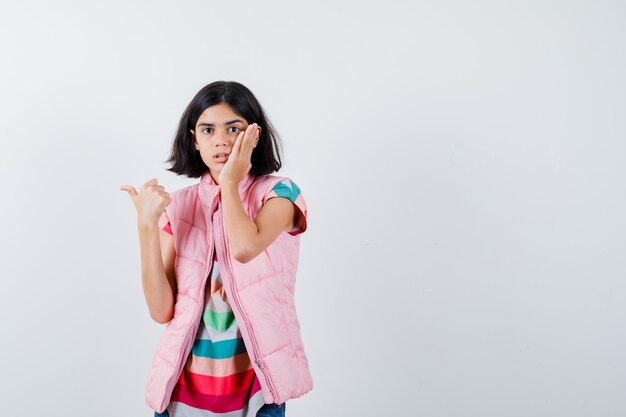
[254,126,261,148]
[253,125,260,147]
[143,178,158,188]
[244,123,258,156]
[253,124,260,146]
[242,123,256,152]
[232,131,244,156]
[242,132,255,161]
[120,185,138,199]
[247,123,258,144]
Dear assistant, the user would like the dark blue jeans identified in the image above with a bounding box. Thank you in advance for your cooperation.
[154,401,286,416]
[256,401,286,417]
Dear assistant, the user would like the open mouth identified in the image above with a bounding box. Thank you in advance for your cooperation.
[214,154,229,163]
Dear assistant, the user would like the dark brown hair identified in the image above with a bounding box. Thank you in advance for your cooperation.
[166,81,283,178]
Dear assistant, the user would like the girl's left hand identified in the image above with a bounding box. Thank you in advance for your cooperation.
[218,123,260,185]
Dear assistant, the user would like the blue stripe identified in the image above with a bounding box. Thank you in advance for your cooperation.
[191,337,247,359]
[271,179,301,203]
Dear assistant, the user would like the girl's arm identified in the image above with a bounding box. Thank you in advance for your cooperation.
[221,181,295,264]
[137,221,177,324]
[121,178,177,324]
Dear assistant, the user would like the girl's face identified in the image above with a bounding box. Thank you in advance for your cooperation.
[191,103,260,183]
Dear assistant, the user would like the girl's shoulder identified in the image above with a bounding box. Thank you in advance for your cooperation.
[252,175,304,201]
[256,175,308,235]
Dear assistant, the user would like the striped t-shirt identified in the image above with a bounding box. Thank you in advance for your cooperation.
[155,178,307,417]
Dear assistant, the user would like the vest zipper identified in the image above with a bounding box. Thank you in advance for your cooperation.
[214,203,279,403]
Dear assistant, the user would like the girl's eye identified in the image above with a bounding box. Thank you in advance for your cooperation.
[200,126,240,134]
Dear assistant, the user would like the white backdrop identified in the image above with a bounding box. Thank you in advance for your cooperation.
[1,1,625,416]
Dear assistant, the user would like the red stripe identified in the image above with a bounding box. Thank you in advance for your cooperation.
[170,374,261,412]
[178,368,257,395]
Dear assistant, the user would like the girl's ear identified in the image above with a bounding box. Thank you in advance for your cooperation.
[190,129,199,150]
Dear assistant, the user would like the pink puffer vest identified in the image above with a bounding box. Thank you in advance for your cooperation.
[144,171,313,413]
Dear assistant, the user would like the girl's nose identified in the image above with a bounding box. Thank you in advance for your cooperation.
[215,132,232,146]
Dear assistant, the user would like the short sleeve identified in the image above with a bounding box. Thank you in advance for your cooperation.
[263,178,308,236]
[158,210,173,235]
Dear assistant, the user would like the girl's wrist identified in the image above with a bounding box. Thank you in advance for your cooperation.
[137,217,159,231]
[220,180,238,189]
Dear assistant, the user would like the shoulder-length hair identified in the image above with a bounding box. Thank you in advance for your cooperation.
[166,81,283,178]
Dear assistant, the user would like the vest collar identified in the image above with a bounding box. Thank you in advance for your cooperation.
[198,170,256,207]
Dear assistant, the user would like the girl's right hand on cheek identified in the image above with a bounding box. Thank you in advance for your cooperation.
[120,178,171,227]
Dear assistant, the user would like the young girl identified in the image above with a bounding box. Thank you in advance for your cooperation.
[121,81,313,417]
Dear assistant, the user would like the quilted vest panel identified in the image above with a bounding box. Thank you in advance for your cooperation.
[144,172,313,413]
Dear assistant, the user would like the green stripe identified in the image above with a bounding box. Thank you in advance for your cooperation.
[203,310,235,331]
[191,338,247,359]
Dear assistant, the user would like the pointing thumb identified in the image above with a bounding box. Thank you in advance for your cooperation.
[120,185,138,199]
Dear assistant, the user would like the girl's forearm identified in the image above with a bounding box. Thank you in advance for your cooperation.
[220,181,258,262]
[137,222,175,323]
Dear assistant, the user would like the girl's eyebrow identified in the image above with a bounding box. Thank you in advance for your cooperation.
[197,119,245,127]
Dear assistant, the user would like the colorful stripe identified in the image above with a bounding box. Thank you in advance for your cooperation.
[161,393,265,417]
[170,377,262,413]
[264,178,308,235]
[178,368,258,396]
[191,338,248,359]
[270,179,302,202]
[203,310,235,331]
[186,353,253,377]
[163,253,265,416]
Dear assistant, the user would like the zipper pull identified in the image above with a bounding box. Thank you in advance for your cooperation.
[255,358,264,369]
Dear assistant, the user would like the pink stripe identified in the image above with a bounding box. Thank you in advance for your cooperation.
[179,368,257,396]
[170,375,262,413]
